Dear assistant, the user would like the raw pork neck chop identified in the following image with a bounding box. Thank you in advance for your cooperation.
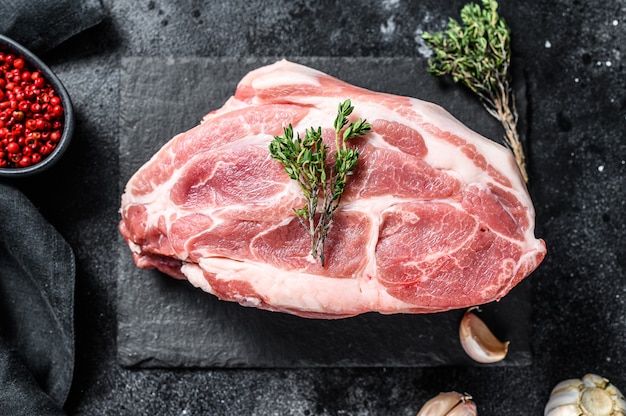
[119,60,546,319]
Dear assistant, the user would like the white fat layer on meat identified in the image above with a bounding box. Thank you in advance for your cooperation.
[201,96,247,123]
[182,258,431,316]
[127,240,142,255]
[249,62,323,92]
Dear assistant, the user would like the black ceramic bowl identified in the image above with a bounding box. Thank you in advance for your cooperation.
[0,34,74,178]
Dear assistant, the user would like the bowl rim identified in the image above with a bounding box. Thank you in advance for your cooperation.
[0,33,74,178]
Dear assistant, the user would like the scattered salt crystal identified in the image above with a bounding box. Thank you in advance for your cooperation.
[598,165,605,172]
[415,28,433,58]
[544,40,552,48]
[382,0,400,10]
[381,16,396,40]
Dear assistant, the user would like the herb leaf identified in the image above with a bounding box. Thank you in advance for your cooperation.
[422,0,528,183]
[269,99,371,266]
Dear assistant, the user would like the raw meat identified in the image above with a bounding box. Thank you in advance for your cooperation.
[119,60,546,319]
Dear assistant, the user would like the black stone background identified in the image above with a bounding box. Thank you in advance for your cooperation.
[9,0,626,414]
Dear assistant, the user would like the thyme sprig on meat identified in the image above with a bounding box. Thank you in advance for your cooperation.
[422,0,528,183]
[269,99,371,266]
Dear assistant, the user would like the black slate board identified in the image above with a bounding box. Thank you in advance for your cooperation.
[117,56,532,368]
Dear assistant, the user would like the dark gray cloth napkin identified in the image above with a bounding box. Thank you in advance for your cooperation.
[0,182,75,414]
[0,0,105,54]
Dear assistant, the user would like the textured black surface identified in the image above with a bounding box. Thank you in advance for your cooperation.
[7,0,626,414]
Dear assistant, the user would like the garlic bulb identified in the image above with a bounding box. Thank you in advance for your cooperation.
[459,307,509,363]
[417,391,477,416]
[544,373,626,416]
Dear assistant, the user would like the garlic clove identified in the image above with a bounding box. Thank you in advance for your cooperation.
[544,404,581,416]
[447,400,478,416]
[417,392,477,416]
[417,392,464,416]
[614,396,626,413]
[544,373,626,416]
[607,385,626,413]
[544,386,580,414]
[459,307,509,363]
[550,378,585,394]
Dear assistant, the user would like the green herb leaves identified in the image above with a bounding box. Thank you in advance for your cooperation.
[422,0,528,183]
[269,99,371,266]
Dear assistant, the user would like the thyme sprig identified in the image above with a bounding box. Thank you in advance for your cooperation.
[422,0,528,183]
[269,99,371,266]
